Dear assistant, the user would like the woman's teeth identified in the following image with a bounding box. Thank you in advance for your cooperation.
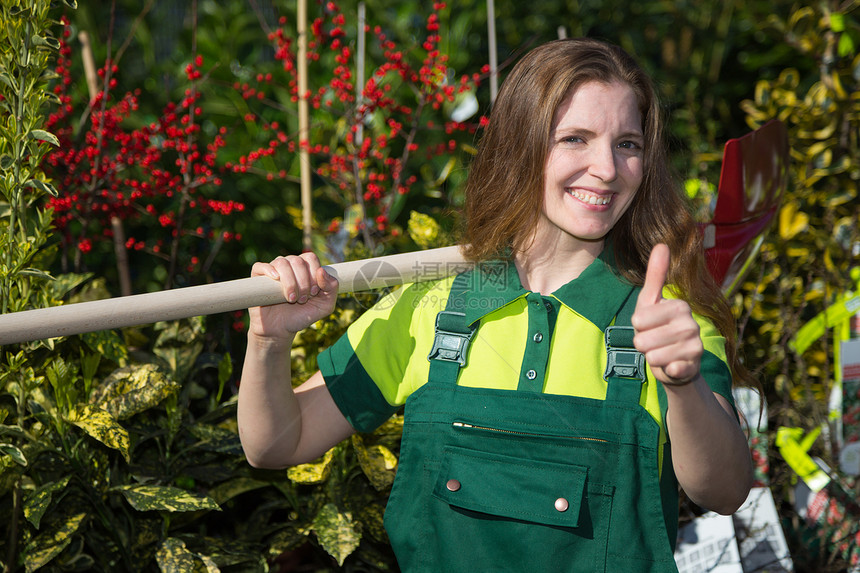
[568,189,610,205]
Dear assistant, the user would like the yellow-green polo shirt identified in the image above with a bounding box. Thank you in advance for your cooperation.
[319,252,735,470]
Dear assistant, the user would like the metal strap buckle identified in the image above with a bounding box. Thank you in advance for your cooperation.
[427,311,475,367]
[603,326,646,381]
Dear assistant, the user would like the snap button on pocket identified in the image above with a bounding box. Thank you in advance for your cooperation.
[526,369,537,380]
[446,479,461,492]
[555,498,569,512]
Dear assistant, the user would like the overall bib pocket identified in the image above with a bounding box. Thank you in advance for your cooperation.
[432,446,589,528]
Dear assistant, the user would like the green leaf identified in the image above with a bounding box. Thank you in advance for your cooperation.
[266,524,309,559]
[90,364,179,420]
[81,329,128,366]
[0,443,27,466]
[80,351,101,383]
[23,178,59,197]
[187,423,243,455]
[434,156,457,187]
[67,405,131,461]
[130,517,162,558]
[357,503,388,544]
[16,268,54,280]
[153,318,205,383]
[24,477,71,528]
[838,32,855,58]
[312,503,360,566]
[184,537,267,570]
[30,34,61,50]
[352,434,397,491]
[287,448,335,484]
[155,538,218,573]
[830,12,845,32]
[208,477,269,505]
[778,203,809,240]
[216,353,232,402]
[27,129,60,147]
[0,424,29,441]
[23,512,86,573]
[387,187,410,224]
[116,484,221,513]
[407,211,441,249]
[50,272,93,299]
[343,203,365,238]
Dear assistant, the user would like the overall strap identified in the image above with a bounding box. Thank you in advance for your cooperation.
[603,286,646,404]
[427,272,477,386]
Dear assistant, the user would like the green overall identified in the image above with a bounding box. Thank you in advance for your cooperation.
[383,273,679,572]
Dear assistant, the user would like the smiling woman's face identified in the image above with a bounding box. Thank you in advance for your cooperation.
[535,80,644,252]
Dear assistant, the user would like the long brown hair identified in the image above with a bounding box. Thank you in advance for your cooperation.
[462,38,753,389]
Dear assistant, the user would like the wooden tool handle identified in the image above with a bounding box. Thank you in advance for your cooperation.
[0,246,471,345]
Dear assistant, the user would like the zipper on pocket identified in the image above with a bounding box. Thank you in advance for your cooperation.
[452,421,608,443]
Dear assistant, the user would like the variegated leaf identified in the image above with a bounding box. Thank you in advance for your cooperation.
[286,448,335,484]
[778,203,809,240]
[155,538,219,573]
[352,434,397,491]
[81,329,128,365]
[154,318,205,383]
[217,352,232,386]
[116,484,221,513]
[184,537,267,570]
[90,364,180,420]
[155,316,206,345]
[208,477,269,505]
[49,272,92,300]
[24,476,71,528]
[312,503,360,566]
[154,341,204,384]
[266,524,309,560]
[67,405,131,461]
[131,517,162,557]
[357,503,389,544]
[23,512,86,573]
[188,424,243,455]
[156,538,195,572]
[0,443,27,467]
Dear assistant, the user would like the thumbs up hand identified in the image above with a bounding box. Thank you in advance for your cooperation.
[631,244,703,386]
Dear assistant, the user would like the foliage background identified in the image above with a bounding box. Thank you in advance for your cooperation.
[0,0,858,571]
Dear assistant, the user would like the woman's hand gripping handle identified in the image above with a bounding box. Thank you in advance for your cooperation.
[248,252,340,342]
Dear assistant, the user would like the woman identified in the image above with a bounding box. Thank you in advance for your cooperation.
[238,38,753,572]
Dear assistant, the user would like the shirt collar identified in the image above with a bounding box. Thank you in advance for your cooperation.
[457,248,636,331]
[457,259,528,326]
[550,248,637,331]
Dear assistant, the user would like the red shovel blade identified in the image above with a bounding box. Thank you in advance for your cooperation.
[699,120,790,294]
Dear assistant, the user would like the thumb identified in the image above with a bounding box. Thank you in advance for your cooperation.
[638,243,670,306]
[316,266,340,293]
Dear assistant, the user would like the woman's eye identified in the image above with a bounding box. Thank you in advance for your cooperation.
[618,140,642,150]
[563,136,584,144]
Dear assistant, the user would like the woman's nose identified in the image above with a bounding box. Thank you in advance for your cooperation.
[588,145,618,182]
